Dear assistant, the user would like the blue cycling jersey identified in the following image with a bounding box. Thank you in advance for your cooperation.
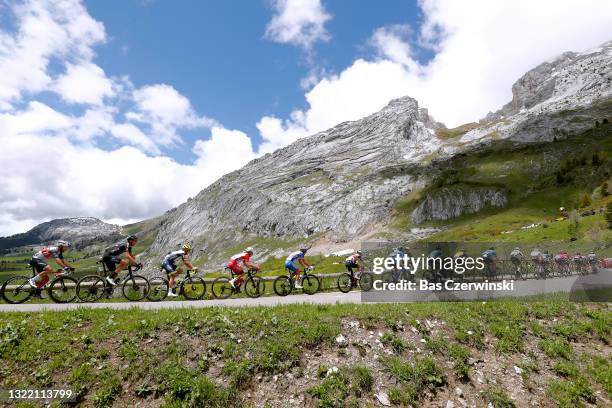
[285,251,304,263]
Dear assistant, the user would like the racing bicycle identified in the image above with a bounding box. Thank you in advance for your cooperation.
[211,267,265,299]
[147,269,206,301]
[273,265,320,296]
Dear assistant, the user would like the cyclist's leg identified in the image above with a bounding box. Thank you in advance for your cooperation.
[228,263,245,287]
[103,256,121,279]
[285,261,300,283]
[163,261,179,289]
[29,260,50,288]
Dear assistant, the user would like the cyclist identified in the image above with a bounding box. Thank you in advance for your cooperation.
[227,247,260,289]
[554,250,570,274]
[453,248,468,280]
[162,244,198,297]
[345,250,364,277]
[284,247,312,289]
[482,247,497,280]
[28,241,74,288]
[510,247,524,278]
[388,246,412,281]
[102,235,141,286]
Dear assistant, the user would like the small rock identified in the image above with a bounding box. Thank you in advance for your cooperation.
[273,375,278,382]
[349,321,359,328]
[446,401,454,408]
[514,365,523,375]
[420,338,427,343]
[467,330,474,335]
[369,331,374,335]
[477,377,484,384]
[335,334,347,345]
[376,392,391,406]
[455,387,463,397]
[487,403,494,408]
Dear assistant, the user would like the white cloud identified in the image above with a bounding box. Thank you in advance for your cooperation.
[193,127,257,185]
[0,123,256,236]
[265,0,332,50]
[260,0,612,147]
[128,84,218,146]
[0,0,105,108]
[54,62,115,105]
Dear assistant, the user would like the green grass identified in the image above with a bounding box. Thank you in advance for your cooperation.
[0,301,609,406]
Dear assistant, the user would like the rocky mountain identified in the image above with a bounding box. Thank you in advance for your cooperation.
[148,41,611,262]
[0,217,122,251]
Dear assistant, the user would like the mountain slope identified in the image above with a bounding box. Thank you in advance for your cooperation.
[0,217,122,251]
[147,42,611,263]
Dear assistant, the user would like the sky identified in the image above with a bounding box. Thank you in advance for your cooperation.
[1,0,611,236]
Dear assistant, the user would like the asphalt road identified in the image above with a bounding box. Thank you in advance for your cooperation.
[0,271,609,312]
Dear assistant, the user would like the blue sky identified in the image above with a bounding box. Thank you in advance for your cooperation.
[1,0,611,235]
[86,0,428,164]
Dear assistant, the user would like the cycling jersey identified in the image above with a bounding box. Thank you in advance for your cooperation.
[164,250,187,264]
[32,246,63,261]
[510,250,523,259]
[229,251,250,264]
[286,251,304,263]
[345,253,361,264]
[104,242,133,257]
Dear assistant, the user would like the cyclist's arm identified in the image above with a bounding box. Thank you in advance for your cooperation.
[54,257,69,269]
[299,258,311,268]
[126,251,138,264]
[244,260,259,271]
[183,257,195,270]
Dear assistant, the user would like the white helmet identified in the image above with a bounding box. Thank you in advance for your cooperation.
[57,240,70,248]
[245,246,254,254]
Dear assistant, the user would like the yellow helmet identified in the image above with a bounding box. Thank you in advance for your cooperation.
[182,243,192,252]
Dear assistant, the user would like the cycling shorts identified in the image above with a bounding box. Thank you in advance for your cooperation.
[29,259,48,273]
[162,260,178,275]
[285,260,298,273]
[227,262,244,275]
[102,255,120,273]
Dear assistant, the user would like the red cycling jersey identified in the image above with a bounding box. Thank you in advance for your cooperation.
[227,251,251,274]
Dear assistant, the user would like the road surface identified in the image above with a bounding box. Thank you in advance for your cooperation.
[0,271,609,312]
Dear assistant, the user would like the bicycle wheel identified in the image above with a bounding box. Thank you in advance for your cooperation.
[182,276,206,300]
[359,272,374,291]
[48,276,78,303]
[211,276,233,299]
[244,276,264,298]
[147,276,169,301]
[301,274,320,295]
[337,273,353,293]
[76,275,106,302]
[122,275,149,301]
[273,276,293,296]
[1,276,35,304]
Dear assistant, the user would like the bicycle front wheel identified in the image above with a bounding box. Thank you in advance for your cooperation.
[337,273,353,293]
[76,275,106,302]
[244,276,264,298]
[147,276,169,301]
[301,274,320,295]
[122,275,149,301]
[359,272,374,292]
[273,276,293,296]
[48,276,78,303]
[1,276,35,304]
[182,277,206,300]
[211,276,233,299]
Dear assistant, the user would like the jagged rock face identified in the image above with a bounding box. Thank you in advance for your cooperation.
[411,188,507,224]
[0,217,122,250]
[150,40,612,258]
[151,96,438,253]
[464,41,612,148]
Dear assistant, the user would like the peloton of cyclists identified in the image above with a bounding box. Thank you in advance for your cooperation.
[284,247,312,289]
[162,243,198,297]
[226,247,260,290]
[29,241,75,288]
[102,235,141,286]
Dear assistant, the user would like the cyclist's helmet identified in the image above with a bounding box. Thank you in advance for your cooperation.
[182,243,192,252]
[356,250,363,257]
[245,246,254,254]
[300,247,309,254]
[57,240,70,248]
[127,234,138,241]
[514,247,520,251]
